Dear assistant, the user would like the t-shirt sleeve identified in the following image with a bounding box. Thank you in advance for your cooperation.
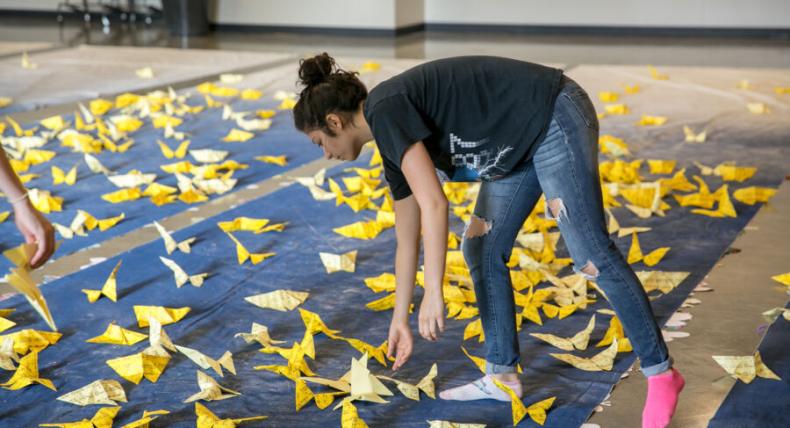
[367,94,433,201]
[381,154,412,200]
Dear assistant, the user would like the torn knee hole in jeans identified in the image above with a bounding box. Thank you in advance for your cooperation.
[580,260,599,279]
[546,198,567,223]
[464,215,492,239]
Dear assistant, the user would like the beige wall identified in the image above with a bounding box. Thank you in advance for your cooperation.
[210,0,396,29]
[1,0,61,10]
[396,0,424,28]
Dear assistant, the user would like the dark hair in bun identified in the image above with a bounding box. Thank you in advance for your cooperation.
[298,52,335,87]
[294,52,367,136]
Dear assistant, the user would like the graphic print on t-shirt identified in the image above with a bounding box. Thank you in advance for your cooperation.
[449,132,514,181]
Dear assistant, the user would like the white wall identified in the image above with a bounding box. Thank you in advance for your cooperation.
[424,0,790,29]
[0,0,787,30]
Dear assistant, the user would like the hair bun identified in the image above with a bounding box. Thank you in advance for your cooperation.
[298,52,336,88]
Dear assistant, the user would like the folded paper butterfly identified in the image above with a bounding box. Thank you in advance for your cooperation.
[319,250,358,273]
[0,329,61,357]
[51,165,77,186]
[245,289,309,311]
[636,115,668,126]
[491,377,556,426]
[159,256,208,288]
[190,148,228,163]
[81,260,121,302]
[106,345,170,384]
[712,351,781,383]
[195,402,267,428]
[107,170,156,188]
[771,272,790,288]
[153,221,195,254]
[3,242,58,330]
[57,379,127,406]
[377,363,438,401]
[341,399,369,428]
[627,232,670,267]
[426,421,486,428]
[222,128,254,142]
[683,126,706,143]
[133,305,190,328]
[236,116,272,132]
[733,186,776,205]
[255,155,287,166]
[184,370,240,402]
[636,270,689,295]
[87,322,147,346]
[595,315,633,352]
[175,345,235,377]
[530,315,596,351]
[157,139,190,159]
[0,350,55,391]
[549,338,620,371]
[333,220,385,240]
[647,65,668,80]
[224,232,275,265]
[234,322,287,348]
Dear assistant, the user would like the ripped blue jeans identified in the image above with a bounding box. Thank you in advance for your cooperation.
[460,75,672,377]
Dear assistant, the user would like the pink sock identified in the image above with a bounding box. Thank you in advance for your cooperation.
[438,374,522,402]
[642,368,685,428]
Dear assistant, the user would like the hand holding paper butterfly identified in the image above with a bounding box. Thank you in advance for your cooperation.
[14,199,56,268]
[0,146,56,268]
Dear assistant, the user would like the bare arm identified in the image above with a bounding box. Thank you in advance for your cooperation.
[392,194,421,324]
[386,141,448,370]
[0,146,30,203]
[0,146,56,268]
[399,142,448,340]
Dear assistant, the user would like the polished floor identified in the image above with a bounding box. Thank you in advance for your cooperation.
[1,14,790,68]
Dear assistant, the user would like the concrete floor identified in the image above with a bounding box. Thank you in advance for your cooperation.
[1,14,790,68]
[1,15,788,428]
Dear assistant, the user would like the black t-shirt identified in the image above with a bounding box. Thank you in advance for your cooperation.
[363,55,564,201]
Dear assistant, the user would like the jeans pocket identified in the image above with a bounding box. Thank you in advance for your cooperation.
[561,89,599,131]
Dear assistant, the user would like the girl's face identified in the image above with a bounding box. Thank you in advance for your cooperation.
[306,113,361,161]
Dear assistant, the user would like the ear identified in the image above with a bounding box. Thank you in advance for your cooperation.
[325,113,344,132]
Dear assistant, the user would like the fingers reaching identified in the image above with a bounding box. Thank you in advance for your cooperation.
[30,234,48,268]
[29,224,55,269]
[387,339,395,360]
[393,341,411,371]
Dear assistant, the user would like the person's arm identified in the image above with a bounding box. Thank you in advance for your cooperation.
[0,146,55,268]
[387,192,420,370]
[399,142,447,341]
[392,194,421,324]
[386,141,448,370]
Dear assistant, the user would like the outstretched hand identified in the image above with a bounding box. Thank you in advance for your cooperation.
[418,288,445,342]
[387,319,413,371]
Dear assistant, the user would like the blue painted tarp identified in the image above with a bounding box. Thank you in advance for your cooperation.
[0,138,787,427]
[0,92,319,272]
[708,301,790,428]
